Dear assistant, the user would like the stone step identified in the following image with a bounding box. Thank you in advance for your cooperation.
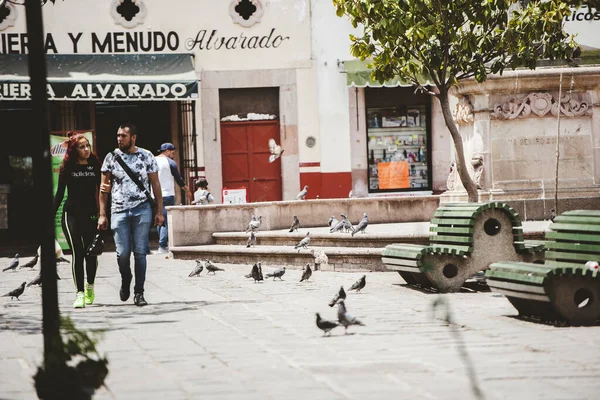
[213,231,426,248]
[170,245,385,271]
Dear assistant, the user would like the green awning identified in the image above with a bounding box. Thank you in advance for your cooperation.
[0,54,198,101]
[343,59,434,88]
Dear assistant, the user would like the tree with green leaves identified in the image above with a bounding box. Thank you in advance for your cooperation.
[333,0,578,202]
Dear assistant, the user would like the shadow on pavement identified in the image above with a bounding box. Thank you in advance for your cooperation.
[505,315,599,328]
[0,312,41,335]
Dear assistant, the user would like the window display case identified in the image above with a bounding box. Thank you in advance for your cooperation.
[367,105,430,192]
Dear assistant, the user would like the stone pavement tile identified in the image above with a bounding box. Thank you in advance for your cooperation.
[2,253,600,399]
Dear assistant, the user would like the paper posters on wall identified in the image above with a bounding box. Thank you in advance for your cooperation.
[378,161,410,189]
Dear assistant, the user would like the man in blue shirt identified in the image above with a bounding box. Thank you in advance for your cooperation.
[155,143,190,254]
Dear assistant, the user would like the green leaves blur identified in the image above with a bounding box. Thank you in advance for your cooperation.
[333,0,578,94]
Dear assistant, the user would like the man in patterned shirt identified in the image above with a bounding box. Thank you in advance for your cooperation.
[97,123,164,307]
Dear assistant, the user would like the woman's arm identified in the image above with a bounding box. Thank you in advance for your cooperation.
[97,171,111,231]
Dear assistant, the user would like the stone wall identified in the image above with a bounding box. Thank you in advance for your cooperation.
[445,66,600,217]
[167,195,440,246]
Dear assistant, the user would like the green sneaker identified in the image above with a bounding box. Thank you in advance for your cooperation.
[73,292,85,309]
[84,283,95,305]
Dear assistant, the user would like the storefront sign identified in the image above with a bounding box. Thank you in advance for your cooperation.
[0,28,290,54]
[0,81,198,100]
[564,6,600,50]
[222,188,247,204]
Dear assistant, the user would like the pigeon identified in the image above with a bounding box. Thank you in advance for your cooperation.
[56,255,70,264]
[300,263,312,282]
[294,232,311,251]
[330,216,347,233]
[289,215,300,232]
[27,273,42,287]
[328,216,339,228]
[340,214,354,233]
[246,215,262,232]
[351,213,368,236]
[315,313,339,336]
[337,301,365,334]
[205,260,224,275]
[3,253,19,272]
[296,185,308,200]
[19,254,39,269]
[328,286,346,307]
[246,231,257,248]
[2,282,26,300]
[250,262,264,282]
[550,208,556,223]
[348,275,366,294]
[245,263,257,279]
[330,213,352,233]
[26,272,61,287]
[266,267,286,280]
[268,138,285,163]
[257,262,264,282]
[188,260,204,277]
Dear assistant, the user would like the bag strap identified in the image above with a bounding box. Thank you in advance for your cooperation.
[111,151,156,207]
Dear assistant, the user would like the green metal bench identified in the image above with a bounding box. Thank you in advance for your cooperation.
[486,210,600,325]
[382,202,545,292]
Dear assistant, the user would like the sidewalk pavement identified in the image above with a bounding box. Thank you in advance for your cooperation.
[1,250,598,400]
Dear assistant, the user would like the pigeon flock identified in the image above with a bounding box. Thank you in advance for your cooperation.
[186,254,367,336]
[242,211,369,258]
[1,252,64,301]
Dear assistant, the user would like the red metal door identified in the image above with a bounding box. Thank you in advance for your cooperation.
[221,120,282,202]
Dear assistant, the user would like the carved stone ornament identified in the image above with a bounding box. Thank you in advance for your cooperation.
[229,0,264,28]
[469,154,485,190]
[446,161,457,191]
[491,92,593,120]
[110,0,147,29]
[453,96,474,125]
[0,2,18,32]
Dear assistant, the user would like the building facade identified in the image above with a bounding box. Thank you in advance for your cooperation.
[1,0,598,240]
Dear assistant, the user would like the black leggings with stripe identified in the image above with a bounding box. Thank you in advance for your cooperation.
[62,210,98,292]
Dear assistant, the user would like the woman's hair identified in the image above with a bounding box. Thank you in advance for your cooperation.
[59,134,100,176]
[195,178,209,190]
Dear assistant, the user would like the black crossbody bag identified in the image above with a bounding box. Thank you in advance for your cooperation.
[111,151,162,226]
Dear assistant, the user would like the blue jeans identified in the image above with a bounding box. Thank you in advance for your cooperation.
[111,201,152,294]
[158,195,175,248]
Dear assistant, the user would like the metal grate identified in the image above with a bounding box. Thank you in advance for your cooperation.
[177,100,198,203]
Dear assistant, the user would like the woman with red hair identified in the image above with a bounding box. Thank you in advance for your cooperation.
[53,134,101,309]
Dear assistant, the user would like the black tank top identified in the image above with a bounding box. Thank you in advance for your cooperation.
[53,163,100,215]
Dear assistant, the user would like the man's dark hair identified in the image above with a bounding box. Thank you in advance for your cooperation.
[119,122,137,136]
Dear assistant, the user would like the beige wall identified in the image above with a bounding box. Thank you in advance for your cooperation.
[200,69,302,203]
[168,195,440,246]
[2,0,312,71]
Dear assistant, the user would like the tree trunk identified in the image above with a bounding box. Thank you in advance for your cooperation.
[437,92,479,203]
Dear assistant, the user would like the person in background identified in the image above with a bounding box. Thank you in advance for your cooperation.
[97,123,163,307]
[155,143,191,254]
[192,178,214,205]
[53,133,101,309]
